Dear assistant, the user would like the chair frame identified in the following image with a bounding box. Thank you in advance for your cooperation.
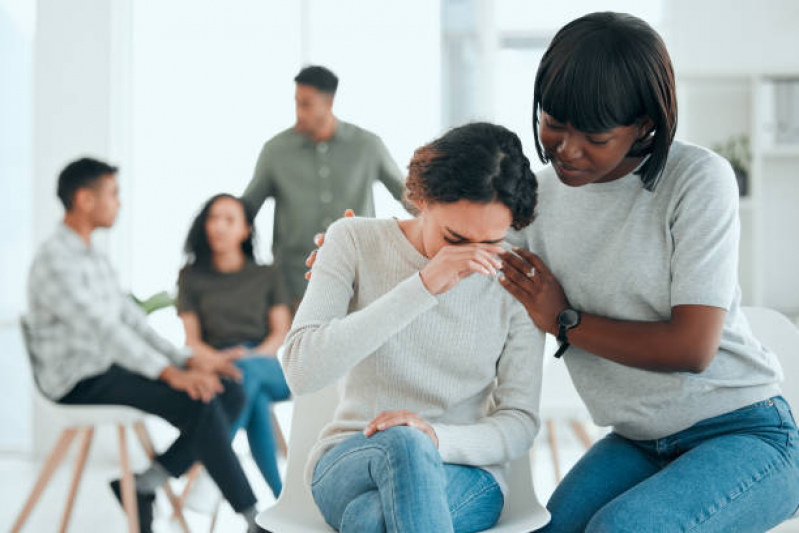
[12,317,191,533]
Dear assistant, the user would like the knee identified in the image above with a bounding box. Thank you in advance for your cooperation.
[219,378,247,419]
[585,500,639,533]
[340,492,385,532]
[374,426,442,468]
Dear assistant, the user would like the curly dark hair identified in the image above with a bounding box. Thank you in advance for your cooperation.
[404,122,537,230]
[183,193,258,269]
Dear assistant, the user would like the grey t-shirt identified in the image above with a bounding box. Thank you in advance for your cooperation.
[510,140,782,440]
[177,261,292,350]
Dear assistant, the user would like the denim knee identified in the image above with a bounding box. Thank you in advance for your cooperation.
[375,426,442,467]
[585,500,639,533]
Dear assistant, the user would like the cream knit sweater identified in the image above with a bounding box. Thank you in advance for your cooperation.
[282,217,544,494]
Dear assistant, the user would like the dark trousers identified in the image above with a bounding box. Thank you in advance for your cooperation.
[59,364,257,512]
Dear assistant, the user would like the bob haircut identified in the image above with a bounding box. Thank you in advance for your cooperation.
[533,12,677,190]
[183,193,258,269]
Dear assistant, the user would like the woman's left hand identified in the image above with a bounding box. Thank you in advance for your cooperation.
[363,410,439,447]
[499,248,569,336]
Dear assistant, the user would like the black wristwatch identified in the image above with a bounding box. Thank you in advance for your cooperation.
[554,307,581,358]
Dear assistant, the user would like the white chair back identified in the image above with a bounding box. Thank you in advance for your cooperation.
[742,307,799,413]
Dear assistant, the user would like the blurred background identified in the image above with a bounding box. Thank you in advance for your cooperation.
[2,0,798,530]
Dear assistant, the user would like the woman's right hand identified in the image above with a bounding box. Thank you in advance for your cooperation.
[305,209,355,280]
[161,367,223,403]
[420,243,503,295]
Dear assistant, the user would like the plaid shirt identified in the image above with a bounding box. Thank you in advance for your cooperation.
[26,224,190,400]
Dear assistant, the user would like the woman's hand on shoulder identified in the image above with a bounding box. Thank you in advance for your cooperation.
[363,409,439,448]
[499,247,568,335]
[305,209,355,280]
[420,243,503,295]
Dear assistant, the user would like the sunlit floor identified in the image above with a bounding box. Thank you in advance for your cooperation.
[2,404,797,532]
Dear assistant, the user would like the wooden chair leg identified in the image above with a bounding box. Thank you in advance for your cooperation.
[11,428,79,533]
[569,419,594,450]
[208,497,222,533]
[59,427,94,533]
[132,421,190,533]
[179,463,203,508]
[117,425,139,533]
[546,419,562,483]
[271,409,288,458]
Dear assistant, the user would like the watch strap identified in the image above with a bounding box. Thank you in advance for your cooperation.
[554,340,570,359]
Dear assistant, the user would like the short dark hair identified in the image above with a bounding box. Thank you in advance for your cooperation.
[405,122,538,231]
[533,12,677,190]
[294,65,339,95]
[183,194,258,269]
[57,157,118,210]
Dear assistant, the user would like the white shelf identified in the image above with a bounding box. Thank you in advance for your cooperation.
[678,72,799,309]
[761,145,799,158]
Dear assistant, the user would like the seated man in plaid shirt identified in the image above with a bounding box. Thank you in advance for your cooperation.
[27,157,266,533]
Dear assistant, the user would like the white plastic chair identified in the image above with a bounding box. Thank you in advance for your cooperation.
[12,317,191,533]
[537,334,602,483]
[743,307,799,411]
[742,307,799,527]
[257,383,550,532]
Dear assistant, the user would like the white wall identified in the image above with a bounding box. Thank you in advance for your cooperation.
[0,0,35,452]
[664,0,799,76]
[127,0,303,304]
[126,0,439,314]
[304,0,440,220]
[25,0,135,458]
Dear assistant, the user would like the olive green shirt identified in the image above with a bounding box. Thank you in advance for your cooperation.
[243,120,405,301]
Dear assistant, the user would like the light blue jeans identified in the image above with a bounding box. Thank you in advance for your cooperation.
[538,396,799,532]
[311,426,504,533]
[229,356,291,498]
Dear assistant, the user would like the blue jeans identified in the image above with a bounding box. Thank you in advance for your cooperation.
[229,356,291,498]
[311,426,504,533]
[538,396,799,533]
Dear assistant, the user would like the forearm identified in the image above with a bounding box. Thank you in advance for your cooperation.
[184,337,219,358]
[432,410,538,466]
[256,334,283,355]
[122,299,190,366]
[283,273,437,394]
[564,309,721,373]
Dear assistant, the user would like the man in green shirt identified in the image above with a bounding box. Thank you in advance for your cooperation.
[243,65,405,304]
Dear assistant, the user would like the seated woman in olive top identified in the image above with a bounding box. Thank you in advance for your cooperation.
[178,193,293,497]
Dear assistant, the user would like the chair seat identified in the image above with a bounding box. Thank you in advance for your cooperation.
[34,393,145,427]
[257,508,334,533]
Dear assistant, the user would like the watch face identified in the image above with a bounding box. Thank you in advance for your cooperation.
[559,308,580,328]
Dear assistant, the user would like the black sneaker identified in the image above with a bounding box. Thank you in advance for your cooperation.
[109,479,155,533]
